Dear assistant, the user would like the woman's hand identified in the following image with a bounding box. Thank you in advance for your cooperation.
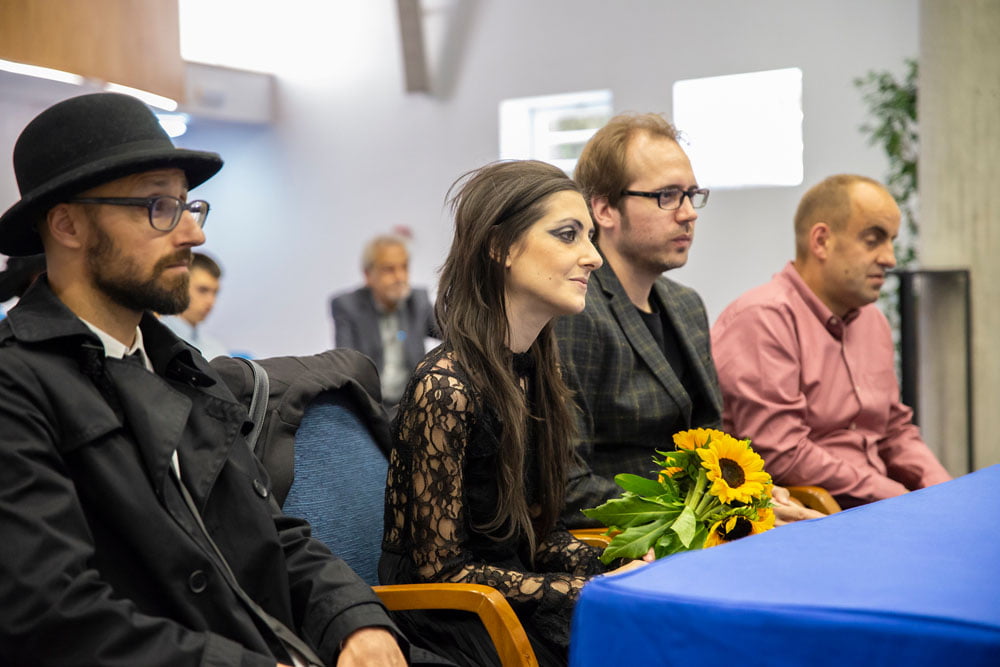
[604,547,655,577]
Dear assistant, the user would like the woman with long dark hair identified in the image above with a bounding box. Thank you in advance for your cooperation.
[380,160,645,666]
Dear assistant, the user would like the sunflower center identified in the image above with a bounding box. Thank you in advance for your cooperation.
[720,516,753,541]
[719,458,746,488]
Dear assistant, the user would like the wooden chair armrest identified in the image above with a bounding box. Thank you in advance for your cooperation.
[786,485,842,515]
[569,528,614,548]
[373,583,538,666]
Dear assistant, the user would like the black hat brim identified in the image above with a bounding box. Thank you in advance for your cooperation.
[0,147,223,256]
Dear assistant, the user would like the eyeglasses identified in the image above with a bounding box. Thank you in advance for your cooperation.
[68,196,210,232]
[621,187,710,210]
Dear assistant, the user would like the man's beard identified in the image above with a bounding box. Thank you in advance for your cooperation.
[617,209,688,275]
[86,223,192,315]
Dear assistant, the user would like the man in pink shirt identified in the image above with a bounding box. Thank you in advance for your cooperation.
[712,174,951,508]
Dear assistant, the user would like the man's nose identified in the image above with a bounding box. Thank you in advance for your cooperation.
[676,198,698,225]
[879,242,897,268]
[175,209,206,247]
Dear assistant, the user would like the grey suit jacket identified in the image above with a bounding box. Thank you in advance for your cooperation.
[330,286,438,378]
[555,262,723,527]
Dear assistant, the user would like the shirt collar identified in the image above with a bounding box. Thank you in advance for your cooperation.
[79,318,150,368]
[779,262,860,340]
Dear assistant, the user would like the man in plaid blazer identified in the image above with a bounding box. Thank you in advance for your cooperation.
[557,113,821,529]
[556,113,722,527]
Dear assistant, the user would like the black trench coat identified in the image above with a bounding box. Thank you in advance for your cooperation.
[0,279,399,666]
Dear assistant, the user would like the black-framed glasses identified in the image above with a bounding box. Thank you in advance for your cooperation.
[69,196,210,232]
[621,187,710,210]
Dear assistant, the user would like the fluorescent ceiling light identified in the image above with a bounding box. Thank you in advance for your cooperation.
[156,112,189,138]
[103,82,177,111]
[0,59,85,85]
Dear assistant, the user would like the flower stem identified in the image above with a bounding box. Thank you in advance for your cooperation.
[686,469,707,509]
[694,487,719,519]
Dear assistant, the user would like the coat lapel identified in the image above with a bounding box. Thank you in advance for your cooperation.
[106,317,250,509]
[106,360,192,495]
[597,266,692,419]
[655,279,721,418]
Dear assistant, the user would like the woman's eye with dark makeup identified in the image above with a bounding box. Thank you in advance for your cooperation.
[554,228,577,243]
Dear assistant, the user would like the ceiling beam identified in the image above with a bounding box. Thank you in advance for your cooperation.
[396,0,430,93]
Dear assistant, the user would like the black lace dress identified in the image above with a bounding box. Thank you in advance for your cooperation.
[380,345,607,666]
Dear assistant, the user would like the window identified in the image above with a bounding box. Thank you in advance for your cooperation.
[673,68,803,188]
[500,90,612,174]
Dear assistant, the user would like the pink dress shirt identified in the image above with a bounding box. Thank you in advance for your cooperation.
[711,262,951,507]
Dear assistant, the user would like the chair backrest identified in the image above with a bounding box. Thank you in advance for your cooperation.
[282,389,388,586]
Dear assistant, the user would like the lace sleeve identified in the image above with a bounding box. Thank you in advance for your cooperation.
[396,362,591,614]
[534,529,607,578]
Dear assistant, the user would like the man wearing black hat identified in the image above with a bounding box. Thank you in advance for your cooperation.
[0,94,419,666]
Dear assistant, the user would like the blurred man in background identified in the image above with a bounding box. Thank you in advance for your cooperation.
[161,251,229,359]
[330,234,438,408]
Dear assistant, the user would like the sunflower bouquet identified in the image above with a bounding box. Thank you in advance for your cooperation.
[582,428,775,564]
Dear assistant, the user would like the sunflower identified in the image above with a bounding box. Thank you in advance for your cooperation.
[751,506,775,533]
[672,428,730,451]
[697,435,772,504]
[703,507,775,548]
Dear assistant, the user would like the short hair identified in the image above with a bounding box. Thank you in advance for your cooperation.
[361,235,408,272]
[191,252,222,279]
[574,112,679,210]
[793,174,886,259]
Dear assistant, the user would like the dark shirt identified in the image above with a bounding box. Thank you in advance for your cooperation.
[636,291,691,388]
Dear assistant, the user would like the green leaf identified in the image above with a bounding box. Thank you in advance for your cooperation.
[691,524,709,550]
[581,495,680,529]
[614,473,669,497]
[600,520,671,564]
[671,505,699,548]
[657,472,680,498]
[653,531,683,559]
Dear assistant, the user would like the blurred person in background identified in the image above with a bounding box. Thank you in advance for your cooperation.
[331,234,438,408]
[161,251,229,359]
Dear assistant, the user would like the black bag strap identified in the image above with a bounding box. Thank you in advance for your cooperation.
[171,469,323,666]
[238,357,269,458]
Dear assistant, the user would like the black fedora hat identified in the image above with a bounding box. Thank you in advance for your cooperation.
[0,92,223,256]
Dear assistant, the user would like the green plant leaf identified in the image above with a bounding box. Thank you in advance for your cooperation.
[614,473,669,497]
[581,495,680,529]
[600,520,671,564]
[653,531,683,559]
[671,505,699,548]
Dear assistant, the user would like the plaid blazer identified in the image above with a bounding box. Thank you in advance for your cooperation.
[555,262,723,527]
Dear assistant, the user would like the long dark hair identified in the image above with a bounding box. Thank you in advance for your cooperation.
[438,160,580,552]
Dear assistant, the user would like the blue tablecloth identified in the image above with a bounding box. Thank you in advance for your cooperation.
[571,465,1000,666]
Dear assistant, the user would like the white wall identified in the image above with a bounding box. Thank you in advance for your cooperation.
[2,0,918,358]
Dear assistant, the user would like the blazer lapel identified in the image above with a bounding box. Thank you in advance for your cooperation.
[655,279,723,418]
[597,267,692,419]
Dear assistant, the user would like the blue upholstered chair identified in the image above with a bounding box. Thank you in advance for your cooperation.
[280,389,541,666]
[283,391,387,586]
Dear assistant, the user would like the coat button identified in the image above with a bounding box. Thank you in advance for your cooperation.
[252,479,269,498]
[188,570,208,593]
